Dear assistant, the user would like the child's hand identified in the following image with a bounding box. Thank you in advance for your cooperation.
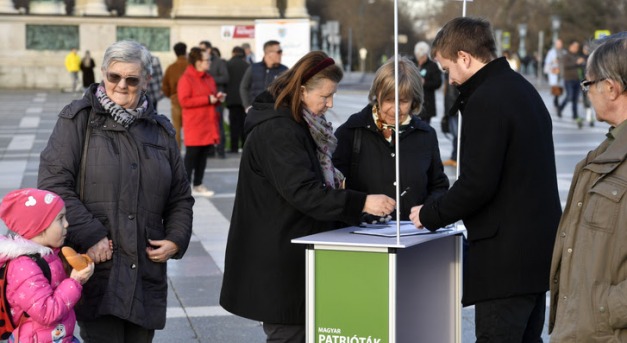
[70,262,94,285]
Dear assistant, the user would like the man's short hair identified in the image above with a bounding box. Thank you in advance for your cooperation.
[173,42,187,57]
[431,17,497,64]
[199,41,212,50]
[263,40,281,52]
[232,46,245,57]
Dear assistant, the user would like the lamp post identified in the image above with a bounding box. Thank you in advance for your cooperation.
[518,23,527,59]
[551,15,561,43]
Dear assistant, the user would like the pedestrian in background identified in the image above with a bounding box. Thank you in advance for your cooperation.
[178,47,224,197]
[38,40,194,343]
[220,51,396,343]
[146,51,164,111]
[333,57,449,222]
[441,72,460,168]
[409,17,562,342]
[239,40,288,113]
[413,41,442,125]
[162,42,187,148]
[199,41,229,158]
[80,50,96,90]
[65,48,81,93]
[549,34,627,342]
[226,46,249,153]
[544,38,565,114]
[557,40,586,127]
[242,42,255,64]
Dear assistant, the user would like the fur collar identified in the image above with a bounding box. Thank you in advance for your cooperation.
[0,235,52,265]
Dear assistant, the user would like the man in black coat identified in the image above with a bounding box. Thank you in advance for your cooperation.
[226,46,249,153]
[409,17,562,342]
[414,41,442,124]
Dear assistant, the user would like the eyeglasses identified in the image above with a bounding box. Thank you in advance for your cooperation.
[106,72,141,87]
[580,78,605,93]
[269,49,283,55]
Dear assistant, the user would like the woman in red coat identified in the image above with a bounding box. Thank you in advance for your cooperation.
[177,47,225,197]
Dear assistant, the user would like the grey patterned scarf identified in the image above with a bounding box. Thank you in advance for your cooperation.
[302,109,345,189]
[96,83,149,128]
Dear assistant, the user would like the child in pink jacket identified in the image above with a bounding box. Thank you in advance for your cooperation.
[0,188,94,343]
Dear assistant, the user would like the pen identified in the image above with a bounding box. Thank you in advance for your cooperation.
[400,187,410,197]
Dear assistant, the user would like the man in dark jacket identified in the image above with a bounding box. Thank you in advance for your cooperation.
[409,17,562,342]
[414,41,442,125]
[239,40,288,112]
[226,46,250,153]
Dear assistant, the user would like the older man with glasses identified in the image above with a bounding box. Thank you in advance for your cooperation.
[239,40,288,113]
[549,33,627,342]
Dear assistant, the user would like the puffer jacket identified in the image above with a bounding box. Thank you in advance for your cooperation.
[37,83,194,329]
[549,125,627,342]
[1,235,82,343]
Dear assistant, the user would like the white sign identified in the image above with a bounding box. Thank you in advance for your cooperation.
[254,19,311,68]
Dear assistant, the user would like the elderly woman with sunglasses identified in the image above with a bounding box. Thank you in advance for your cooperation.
[38,40,194,343]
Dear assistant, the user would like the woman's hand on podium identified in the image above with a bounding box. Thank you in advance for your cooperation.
[363,194,396,217]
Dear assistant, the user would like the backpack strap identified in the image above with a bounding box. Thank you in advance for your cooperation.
[350,128,362,184]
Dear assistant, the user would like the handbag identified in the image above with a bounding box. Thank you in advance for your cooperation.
[550,86,563,96]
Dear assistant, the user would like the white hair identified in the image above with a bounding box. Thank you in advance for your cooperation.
[414,41,430,58]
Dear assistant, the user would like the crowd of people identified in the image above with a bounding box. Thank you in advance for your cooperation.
[1,19,625,343]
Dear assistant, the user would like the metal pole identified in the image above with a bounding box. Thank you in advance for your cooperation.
[394,0,400,245]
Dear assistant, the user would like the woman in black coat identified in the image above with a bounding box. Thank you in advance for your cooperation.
[80,50,96,89]
[333,57,449,222]
[219,51,395,342]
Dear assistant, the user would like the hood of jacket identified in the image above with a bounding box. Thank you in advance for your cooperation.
[0,235,52,265]
[244,91,295,135]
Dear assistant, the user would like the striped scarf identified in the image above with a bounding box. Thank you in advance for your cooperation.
[96,83,149,128]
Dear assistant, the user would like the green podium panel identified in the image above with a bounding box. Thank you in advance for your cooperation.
[315,250,390,342]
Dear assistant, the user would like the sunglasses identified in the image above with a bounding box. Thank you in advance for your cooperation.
[106,72,141,87]
[270,49,283,54]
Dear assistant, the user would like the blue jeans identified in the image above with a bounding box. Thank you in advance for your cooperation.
[558,80,580,119]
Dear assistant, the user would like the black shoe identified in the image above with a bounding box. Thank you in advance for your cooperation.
[556,108,562,118]
[590,121,594,127]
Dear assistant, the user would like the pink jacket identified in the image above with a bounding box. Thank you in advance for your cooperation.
[0,235,82,343]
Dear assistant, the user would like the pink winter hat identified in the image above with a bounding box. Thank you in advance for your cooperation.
[0,188,65,239]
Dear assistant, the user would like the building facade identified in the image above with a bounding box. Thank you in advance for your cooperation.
[0,0,308,89]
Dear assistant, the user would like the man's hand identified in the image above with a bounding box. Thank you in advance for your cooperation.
[409,205,425,228]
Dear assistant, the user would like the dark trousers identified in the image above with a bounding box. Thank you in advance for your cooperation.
[558,79,581,119]
[475,293,546,343]
[184,145,210,186]
[78,316,155,343]
[216,105,226,157]
[262,323,305,343]
[228,105,246,152]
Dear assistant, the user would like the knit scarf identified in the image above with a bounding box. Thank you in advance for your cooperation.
[96,83,149,128]
[302,109,345,189]
[372,104,412,142]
